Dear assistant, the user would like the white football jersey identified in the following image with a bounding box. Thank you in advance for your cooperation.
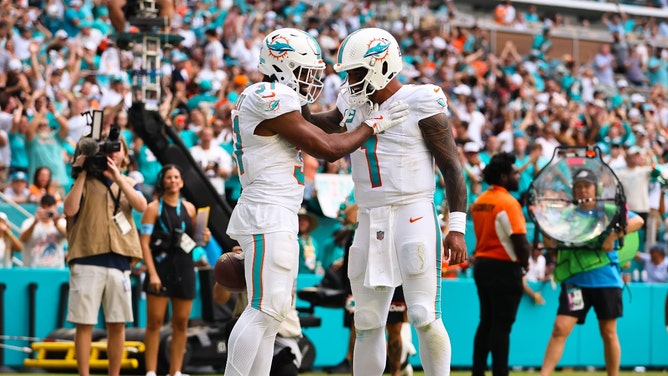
[337,84,449,209]
[227,82,304,235]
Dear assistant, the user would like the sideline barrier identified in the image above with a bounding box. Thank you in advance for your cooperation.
[1,268,666,369]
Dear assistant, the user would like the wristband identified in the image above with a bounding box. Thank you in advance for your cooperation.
[140,223,154,235]
[448,211,466,234]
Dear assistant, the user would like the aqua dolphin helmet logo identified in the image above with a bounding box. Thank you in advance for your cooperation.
[266,35,295,59]
[363,38,390,61]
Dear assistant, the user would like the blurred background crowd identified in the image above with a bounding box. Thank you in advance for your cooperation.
[0,0,666,283]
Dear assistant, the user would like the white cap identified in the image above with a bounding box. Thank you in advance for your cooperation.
[8,59,22,71]
[463,142,480,153]
[536,92,550,104]
[453,84,471,96]
[84,40,98,51]
[593,99,607,108]
[0,212,7,222]
[55,29,68,39]
[535,103,548,113]
[633,125,648,136]
[630,93,646,103]
[628,145,644,155]
[628,108,641,119]
[617,79,628,88]
[69,0,82,6]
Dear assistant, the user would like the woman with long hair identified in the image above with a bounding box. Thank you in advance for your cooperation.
[139,164,210,376]
[29,166,62,203]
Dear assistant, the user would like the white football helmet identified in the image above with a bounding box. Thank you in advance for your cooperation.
[258,28,325,105]
[334,28,403,106]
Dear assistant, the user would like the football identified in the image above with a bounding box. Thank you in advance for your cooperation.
[214,252,246,293]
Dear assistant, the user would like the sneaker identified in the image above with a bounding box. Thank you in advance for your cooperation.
[168,372,189,376]
[327,359,352,374]
[400,364,414,376]
[146,372,157,376]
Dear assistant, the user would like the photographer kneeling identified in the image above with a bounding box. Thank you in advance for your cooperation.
[63,134,147,376]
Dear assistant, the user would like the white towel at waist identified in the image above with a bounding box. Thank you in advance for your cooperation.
[364,206,401,289]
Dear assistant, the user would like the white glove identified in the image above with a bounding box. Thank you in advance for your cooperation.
[363,100,409,134]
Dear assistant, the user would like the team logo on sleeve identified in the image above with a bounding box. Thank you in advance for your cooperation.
[265,99,280,112]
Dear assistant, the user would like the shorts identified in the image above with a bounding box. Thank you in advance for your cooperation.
[67,264,133,325]
[557,285,622,324]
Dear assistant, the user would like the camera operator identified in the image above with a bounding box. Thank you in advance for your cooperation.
[63,135,147,376]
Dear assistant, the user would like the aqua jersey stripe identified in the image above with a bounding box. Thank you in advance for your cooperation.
[232,116,244,175]
[432,203,442,319]
[361,136,382,187]
[251,234,265,310]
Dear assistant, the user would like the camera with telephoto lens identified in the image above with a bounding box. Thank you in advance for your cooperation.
[73,111,122,178]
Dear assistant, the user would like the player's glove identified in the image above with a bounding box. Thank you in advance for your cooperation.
[363,100,409,135]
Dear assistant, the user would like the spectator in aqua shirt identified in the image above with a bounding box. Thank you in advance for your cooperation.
[133,138,162,200]
[25,95,70,193]
[647,47,668,88]
[186,80,218,111]
[92,6,112,36]
[63,0,89,38]
[170,110,198,149]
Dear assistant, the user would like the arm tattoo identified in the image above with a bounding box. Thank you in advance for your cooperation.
[419,113,468,213]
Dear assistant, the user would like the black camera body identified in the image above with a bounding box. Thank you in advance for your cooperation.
[84,126,122,175]
[150,227,184,253]
[74,111,122,178]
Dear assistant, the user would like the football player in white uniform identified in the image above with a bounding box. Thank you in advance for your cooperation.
[224,28,409,376]
[305,28,468,376]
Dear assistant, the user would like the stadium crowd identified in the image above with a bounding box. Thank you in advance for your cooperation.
[0,0,668,285]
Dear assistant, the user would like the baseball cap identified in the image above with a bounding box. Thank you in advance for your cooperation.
[630,93,646,104]
[627,145,644,155]
[592,99,607,108]
[617,79,628,88]
[628,108,641,119]
[463,142,480,153]
[572,168,597,185]
[649,243,666,255]
[11,171,27,181]
[535,103,548,113]
[8,59,22,71]
[453,84,471,96]
[84,40,98,51]
[55,29,68,39]
[233,75,249,87]
[171,51,188,63]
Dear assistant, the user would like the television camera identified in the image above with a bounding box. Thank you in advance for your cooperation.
[73,110,122,177]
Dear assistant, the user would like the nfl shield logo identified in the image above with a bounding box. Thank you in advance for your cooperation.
[376,231,385,240]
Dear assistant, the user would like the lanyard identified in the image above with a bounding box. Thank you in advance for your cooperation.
[105,180,122,215]
[158,197,185,232]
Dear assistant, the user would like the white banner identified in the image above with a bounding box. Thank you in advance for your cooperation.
[315,173,354,218]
